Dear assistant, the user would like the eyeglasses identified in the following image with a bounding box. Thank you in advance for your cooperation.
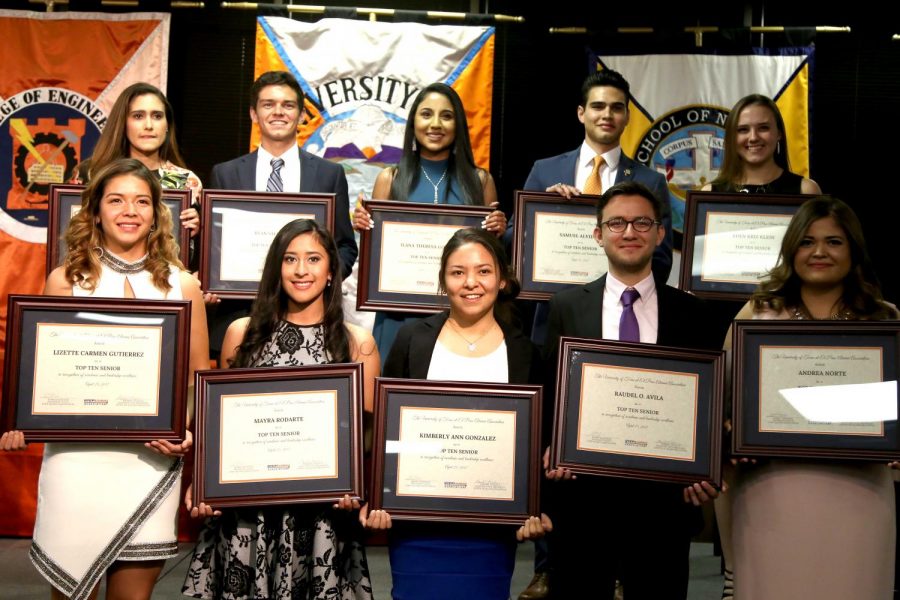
[599,217,660,233]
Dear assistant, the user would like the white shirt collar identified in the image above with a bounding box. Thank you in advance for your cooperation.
[605,270,656,305]
[579,141,622,171]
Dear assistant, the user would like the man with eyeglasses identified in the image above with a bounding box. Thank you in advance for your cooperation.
[516,68,674,600]
[539,181,721,600]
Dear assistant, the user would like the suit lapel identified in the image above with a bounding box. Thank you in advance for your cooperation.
[239,151,258,190]
[299,149,316,194]
[408,313,445,379]
[578,276,605,339]
[562,148,581,186]
[655,285,673,345]
[614,153,636,184]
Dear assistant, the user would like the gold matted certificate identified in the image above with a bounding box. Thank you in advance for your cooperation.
[33,323,162,416]
[395,407,517,500]
[700,212,792,284]
[758,345,884,435]
[218,208,314,282]
[577,364,698,461]
[532,212,607,285]
[378,221,461,294]
[219,390,338,484]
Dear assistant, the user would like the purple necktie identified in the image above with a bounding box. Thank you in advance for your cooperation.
[619,288,641,342]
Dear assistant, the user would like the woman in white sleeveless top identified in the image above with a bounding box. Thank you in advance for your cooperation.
[2,158,209,600]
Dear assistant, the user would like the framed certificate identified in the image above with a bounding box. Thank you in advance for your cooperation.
[193,363,364,508]
[551,337,724,486]
[2,295,191,441]
[199,190,335,299]
[680,191,806,300]
[369,378,542,524]
[357,200,492,314]
[511,191,605,300]
[46,184,191,275]
[732,320,900,459]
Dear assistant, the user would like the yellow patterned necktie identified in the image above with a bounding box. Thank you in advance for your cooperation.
[582,155,604,195]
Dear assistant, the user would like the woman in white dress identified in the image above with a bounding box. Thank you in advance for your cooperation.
[2,158,209,600]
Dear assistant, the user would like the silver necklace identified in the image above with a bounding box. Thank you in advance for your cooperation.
[95,247,149,274]
[447,319,495,352]
[420,166,448,204]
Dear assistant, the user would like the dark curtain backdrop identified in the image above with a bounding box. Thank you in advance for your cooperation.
[160,1,898,301]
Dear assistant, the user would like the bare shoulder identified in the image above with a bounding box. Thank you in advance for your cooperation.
[178,270,203,297]
[372,168,396,199]
[44,266,73,296]
[800,177,822,195]
[345,322,377,359]
[225,316,251,338]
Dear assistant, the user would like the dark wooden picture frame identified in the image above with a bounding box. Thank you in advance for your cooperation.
[199,190,335,299]
[679,191,807,301]
[46,184,191,275]
[552,336,724,487]
[511,191,604,301]
[193,363,364,508]
[732,320,900,460]
[369,378,542,524]
[2,295,191,441]
[357,200,492,314]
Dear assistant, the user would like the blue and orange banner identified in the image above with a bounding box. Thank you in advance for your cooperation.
[0,8,170,535]
[590,48,813,232]
[254,16,495,199]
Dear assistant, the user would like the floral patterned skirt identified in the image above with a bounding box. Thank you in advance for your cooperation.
[182,506,373,600]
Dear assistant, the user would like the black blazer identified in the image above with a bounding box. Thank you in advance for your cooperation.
[544,274,722,357]
[383,311,542,386]
[209,147,358,278]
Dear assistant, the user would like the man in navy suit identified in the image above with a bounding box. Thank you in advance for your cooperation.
[540,182,720,600]
[518,69,672,284]
[208,71,357,354]
[210,70,357,276]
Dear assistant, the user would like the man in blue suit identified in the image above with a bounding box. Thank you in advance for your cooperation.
[207,71,357,355]
[210,70,357,277]
[516,69,674,600]
[519,68,672,285]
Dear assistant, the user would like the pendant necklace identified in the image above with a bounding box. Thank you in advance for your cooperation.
[421,166,448,204]
[447,319,495,352]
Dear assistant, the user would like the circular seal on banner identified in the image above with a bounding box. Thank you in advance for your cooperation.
[633,105,729,232]
[0,87,105,242]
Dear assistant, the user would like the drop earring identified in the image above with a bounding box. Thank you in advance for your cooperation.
[412,138,417,152]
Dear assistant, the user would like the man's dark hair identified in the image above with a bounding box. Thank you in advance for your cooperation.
[596,181,663,223]
[580,69,631,107]
[250,71,305,108]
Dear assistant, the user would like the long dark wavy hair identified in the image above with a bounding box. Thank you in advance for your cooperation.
[64,158,181,292]
[752,196,893,319]
[711,94,791,190]
[389,83,484,206]
[437,228,520,326]
[75,82,187,182]
[229,219,352,367]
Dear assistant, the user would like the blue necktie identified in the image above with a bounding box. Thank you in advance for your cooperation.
[619,288,641,342]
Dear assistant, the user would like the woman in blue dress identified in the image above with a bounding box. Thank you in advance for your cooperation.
[353,83,507,359]
[362,228,550,600]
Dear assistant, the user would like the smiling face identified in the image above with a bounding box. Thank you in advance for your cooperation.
[441,241,505,322]
[793,216,852,291]
[280,231,331,312]
[578,85,629,153]
[734,103,782,167]
[251,84,304,149]
[413,92,457,160]
[97,173,154,257]
[126,93,167,159]
[594,193,664,281]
